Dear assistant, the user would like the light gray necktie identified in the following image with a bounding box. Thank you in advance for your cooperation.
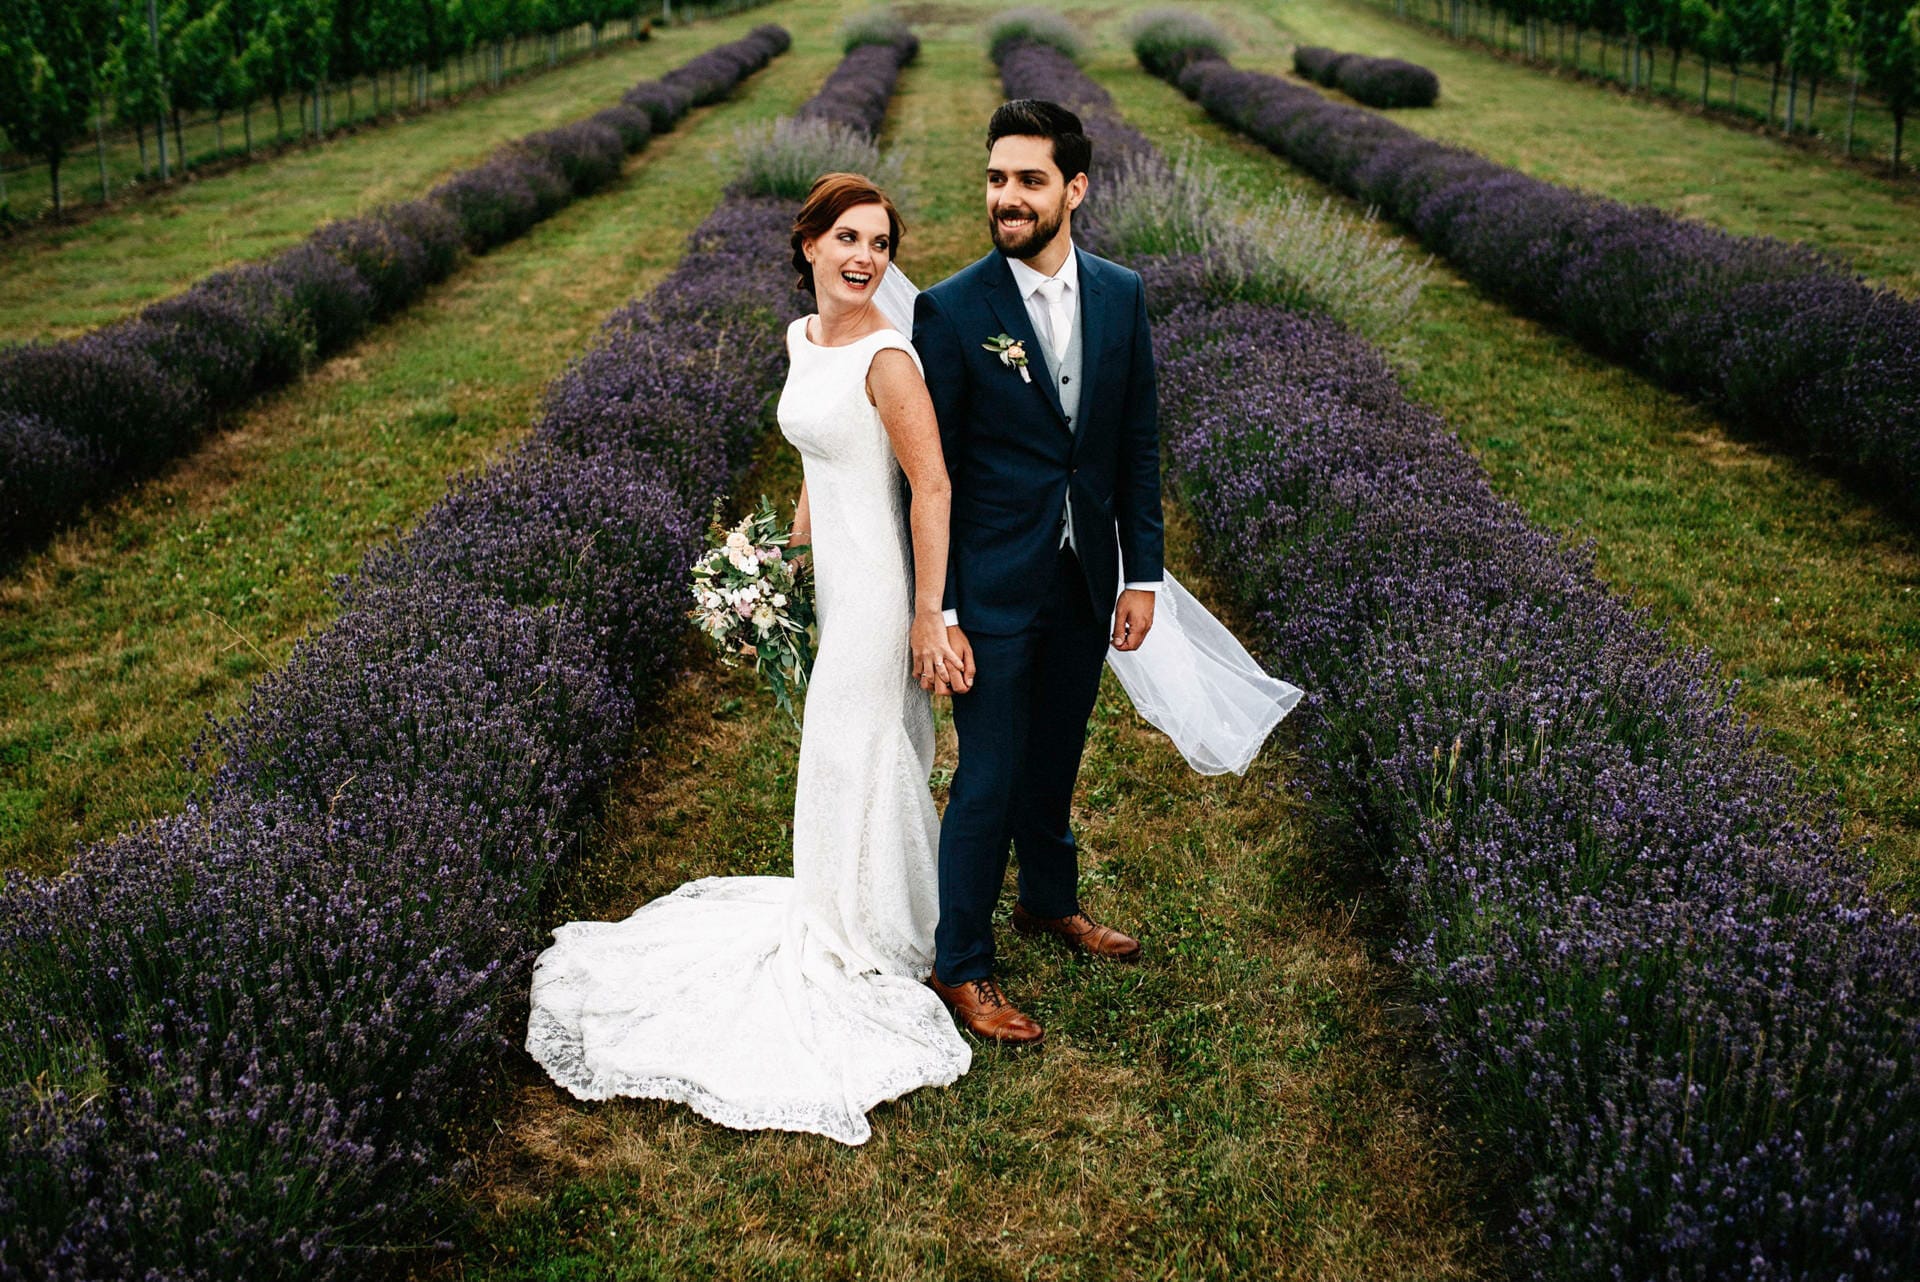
[1034,275,1068,359]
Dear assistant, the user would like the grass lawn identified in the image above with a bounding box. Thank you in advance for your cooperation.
[0,8,851,876]
[1209,0,1920,295]
[1089,29,1920,902]
[0,11,783,343]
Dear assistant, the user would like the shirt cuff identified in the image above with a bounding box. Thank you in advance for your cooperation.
[942,608,960,627]
[1123,581,1162,593]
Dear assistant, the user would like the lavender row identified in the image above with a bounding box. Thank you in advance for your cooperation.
[1294,45,1441,108]
[795,28,921,138]
[1000,33,1920,1277]
[1148,49,1920,523]
[0,24,792,569]
[0,17,935,1274]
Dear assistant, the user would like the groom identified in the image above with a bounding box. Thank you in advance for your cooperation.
[912,100,1165,1047]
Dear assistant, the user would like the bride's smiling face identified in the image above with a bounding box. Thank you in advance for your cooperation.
[805,203,893,310]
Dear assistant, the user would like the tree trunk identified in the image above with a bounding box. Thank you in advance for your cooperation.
[1845,64,1860,154]
[1769,62,1780,126]
[213,108,223,153]
[1731,64,1739,111]
[1670,47,1680,90]
[49,150,63,216]
[172,106,186,165]
[155,107,169,179]
[273,92,284,139]
[244,101,253,155]
[1702,60,1710,106]
[1786,69,1799,133]
[1807,75,1818,123]
[1895,108,1906,171]
[95,96,110,201]
[136,119,148,176]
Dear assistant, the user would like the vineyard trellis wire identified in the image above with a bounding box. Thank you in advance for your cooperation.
[0,0,768,227]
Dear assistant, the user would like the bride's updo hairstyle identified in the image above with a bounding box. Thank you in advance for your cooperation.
[791,172,904,296]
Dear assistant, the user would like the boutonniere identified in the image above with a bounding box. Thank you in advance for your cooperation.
[982,333,1031,383]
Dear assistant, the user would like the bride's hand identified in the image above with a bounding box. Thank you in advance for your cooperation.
[912,610,972,695]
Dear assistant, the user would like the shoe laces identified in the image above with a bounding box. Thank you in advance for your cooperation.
[969,977,1009,1010]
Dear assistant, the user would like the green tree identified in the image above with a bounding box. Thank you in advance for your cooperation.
[104,0,168,174]
[1859,0,1920,163]
[0,0,117,214]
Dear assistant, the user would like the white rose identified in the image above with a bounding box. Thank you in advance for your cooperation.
[725,530,751,554]
[752,603,776,632]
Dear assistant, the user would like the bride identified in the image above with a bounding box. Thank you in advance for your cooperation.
[524,173,973,1145]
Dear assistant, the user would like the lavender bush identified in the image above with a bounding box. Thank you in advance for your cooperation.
[0,25,792,566]
[0,23,911,1279]
[1143,46,1920,522]
[1003,34,1920,1278]
[1294,45,1441,108]
[797,31,919,139]
[1127,10,1231,82]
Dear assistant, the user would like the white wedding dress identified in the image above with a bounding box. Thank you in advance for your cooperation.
[523,318,971,1145]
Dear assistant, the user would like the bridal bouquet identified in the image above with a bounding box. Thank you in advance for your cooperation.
[689,497,816,724]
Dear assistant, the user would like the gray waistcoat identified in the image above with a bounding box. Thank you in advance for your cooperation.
[1040,304,1084,546]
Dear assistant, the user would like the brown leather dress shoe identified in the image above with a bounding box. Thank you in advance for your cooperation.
[1010,903,1143,962]
[928,973,1045,1047]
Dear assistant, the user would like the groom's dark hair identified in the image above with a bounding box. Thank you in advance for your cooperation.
[987,99,1092,183]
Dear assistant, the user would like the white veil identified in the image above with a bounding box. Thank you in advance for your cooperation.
[875,266,1303,777]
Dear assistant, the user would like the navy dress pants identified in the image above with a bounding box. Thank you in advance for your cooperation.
[934,546,1111,984]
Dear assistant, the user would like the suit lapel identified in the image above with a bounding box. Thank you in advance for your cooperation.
[1072,248,1105,448]
[983,253,1068,427]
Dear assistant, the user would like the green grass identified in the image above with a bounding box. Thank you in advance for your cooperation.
[1205,0,1920,295]
[1093,30,1920,901]
[0,8,851,876]
[433,645,1492,1281]
[0,13,769,343]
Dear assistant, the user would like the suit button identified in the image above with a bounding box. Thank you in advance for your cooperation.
[1061,376,1071,384]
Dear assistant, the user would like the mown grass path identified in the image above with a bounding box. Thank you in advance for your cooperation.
[0,16,847,875]
[1220,0,1920,295]
[0,14,772,343]
[436,6,1495,1278]
[1091,15,1920,901]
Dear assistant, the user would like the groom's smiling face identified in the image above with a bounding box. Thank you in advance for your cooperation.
[986,135,1084,260]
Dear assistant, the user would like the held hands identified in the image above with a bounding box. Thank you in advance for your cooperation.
[912,611,974,695]
[1111,589,1156,652]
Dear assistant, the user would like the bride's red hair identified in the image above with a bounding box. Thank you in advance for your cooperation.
[790,172,904,296]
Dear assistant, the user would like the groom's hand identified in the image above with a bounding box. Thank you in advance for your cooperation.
[1112,590,1156,652]
[936,624,976,697]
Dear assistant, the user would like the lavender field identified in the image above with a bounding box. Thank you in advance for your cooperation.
[3,1,1917,1278]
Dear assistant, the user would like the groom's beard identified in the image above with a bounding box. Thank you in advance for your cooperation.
[990,200,1065,260]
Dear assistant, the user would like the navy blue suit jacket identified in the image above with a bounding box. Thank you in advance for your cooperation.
[912,248,1164,636]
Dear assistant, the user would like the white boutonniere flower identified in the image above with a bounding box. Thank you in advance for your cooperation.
[982,333,1031,383]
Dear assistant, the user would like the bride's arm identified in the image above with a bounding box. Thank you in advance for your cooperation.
[792,481,811,552]
[869,349,973,696]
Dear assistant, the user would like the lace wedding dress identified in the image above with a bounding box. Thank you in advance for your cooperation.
[523,318,970,1145]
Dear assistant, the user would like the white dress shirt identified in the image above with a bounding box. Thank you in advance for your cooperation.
[943,242,1161,628]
